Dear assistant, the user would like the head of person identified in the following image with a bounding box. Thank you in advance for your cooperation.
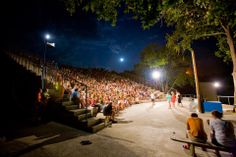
[211,110,223,119]
[191,113,198,118]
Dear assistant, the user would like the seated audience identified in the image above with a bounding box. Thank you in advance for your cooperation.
[210,110,236,156]
[183,113,207,149]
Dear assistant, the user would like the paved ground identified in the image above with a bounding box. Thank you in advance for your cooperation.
[0,100,236,157]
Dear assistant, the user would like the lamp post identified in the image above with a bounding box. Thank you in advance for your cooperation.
[213,81,221,101]
[41,34,51,91]
[213,81,221,88]
[152,70,161,90]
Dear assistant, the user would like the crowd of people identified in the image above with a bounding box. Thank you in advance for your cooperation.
[8,52,158,122]
[166,90,183,109]
[7,52,236,155]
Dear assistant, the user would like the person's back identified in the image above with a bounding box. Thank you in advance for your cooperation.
[71,88,80,106]
[210,110,236,148]
[183,113,207,150]
[166,93,171,101]
[103,102,112,116]
[187,117,207,140]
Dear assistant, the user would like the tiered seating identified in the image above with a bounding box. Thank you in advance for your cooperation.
[7,51,162,132]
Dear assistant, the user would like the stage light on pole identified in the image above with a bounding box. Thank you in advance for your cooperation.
[213,81,221,88]
[152,70,161,80]
[41,33,55,90]
[45,34,50,40]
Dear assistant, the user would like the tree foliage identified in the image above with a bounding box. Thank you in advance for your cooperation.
[63,0,236,100]
[64,0,236,61]
[135,43,194,91]
[161,0,236,62]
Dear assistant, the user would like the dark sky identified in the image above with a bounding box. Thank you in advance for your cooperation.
[1,0,168,72]
[0,0,233,91]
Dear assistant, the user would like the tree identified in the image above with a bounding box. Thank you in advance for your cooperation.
[135,43,193,93]
[161,0,236,104]
[63,0,236,104]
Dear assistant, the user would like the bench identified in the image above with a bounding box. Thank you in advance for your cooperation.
[170,135,235,157]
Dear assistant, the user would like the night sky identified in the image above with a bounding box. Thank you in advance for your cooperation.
[0,0,233,92]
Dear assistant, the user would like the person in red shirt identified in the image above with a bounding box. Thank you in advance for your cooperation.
[171,91,176,108]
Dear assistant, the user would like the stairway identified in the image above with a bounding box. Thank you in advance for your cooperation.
[60,100,107,133]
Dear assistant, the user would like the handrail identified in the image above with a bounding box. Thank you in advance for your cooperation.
[217,95,234,105]
[182,94,196,98]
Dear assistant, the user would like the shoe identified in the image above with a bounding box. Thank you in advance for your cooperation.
[182,145,190,150]
[201,147,207,151]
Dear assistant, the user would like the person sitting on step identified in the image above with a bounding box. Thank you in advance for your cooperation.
[183,113,207,150]
[210,110,236,156]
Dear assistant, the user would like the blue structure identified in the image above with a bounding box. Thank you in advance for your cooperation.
[203,101,222,113]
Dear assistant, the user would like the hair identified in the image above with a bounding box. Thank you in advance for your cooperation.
[211,110,223,119]
[191,113,198,117]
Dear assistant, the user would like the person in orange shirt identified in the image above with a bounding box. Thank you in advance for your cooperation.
[35,88,44,122]
[183,113,207,149]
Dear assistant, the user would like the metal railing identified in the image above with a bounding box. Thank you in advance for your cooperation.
[217,96,234,105]
[182,94,196,98]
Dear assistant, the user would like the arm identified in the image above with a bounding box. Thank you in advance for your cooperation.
[209,121,215,139]
[186,119,190,138]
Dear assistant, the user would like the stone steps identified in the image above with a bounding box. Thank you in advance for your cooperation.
[78,112,92,121]
[62,101,73,106]
[69,109,88,116]
[86,117,103,127]
[65,105,78,110]
[91,122,105,133]
[54,99,111,133]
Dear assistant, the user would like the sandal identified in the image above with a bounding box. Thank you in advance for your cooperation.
[182,144,190,150]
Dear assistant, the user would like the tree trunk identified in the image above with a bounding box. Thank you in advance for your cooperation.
[223,26,236,104]
[191,50,202,113]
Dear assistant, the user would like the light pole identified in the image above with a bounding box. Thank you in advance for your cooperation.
[41,34,51,91]
[152,70,161,90]
[213,81,221,101]
[213,81,221,88]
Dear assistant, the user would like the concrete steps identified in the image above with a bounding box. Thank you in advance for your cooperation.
[78,112,92,121]
[65,105,78,110]
[62,101,73,106]
[91,121,112,133]
[91,122,105,133]
[69,109,87,116]
[55,99,107,133]
[86,117,103,127]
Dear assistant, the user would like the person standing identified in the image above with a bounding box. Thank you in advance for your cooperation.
[151,93,155,107]
[177,92,183,107]
[166,92,172,109]
[35,88,45,122]
[171,91,176,108]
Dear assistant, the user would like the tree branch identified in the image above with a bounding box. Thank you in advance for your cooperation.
[196,32,226,38]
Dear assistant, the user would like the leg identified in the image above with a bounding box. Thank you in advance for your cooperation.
[104,116,109,126]
[190,144,196,157]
